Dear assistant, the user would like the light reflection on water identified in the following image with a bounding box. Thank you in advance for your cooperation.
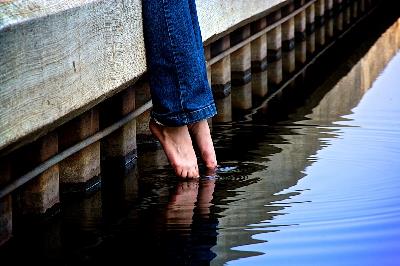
[1,5,400,266]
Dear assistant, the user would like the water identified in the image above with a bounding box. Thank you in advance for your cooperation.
[1,5,400,266]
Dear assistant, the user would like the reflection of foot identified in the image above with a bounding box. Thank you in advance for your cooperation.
[150,119,199,178]
[197,178,216,216]
[188,120,218,170]
[166,181,199,224]
[170,181,199,205]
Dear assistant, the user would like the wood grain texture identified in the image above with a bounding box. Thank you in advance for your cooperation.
[0,0,146,153]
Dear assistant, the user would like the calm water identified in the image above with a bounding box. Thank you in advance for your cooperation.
[1,5,400,266]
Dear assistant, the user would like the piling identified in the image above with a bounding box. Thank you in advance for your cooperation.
[135,81,155,147]
[315,0,326,47]
[326,0,335,39]
[282,3,296,75]
[101,86,137,167]
[335,0,344,34]
[58,109,101,193]
[211,36,232,122]
[13,133,59,217]
[344,1,352,26]
[360,0,366,13]
[352,0,359,19]
[306,2,316,55]
[251,18,269,102]
[230,25,252,112]
[295,0,307,65]
[267,10,283,88]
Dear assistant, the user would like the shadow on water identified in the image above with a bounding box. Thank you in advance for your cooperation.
[1,2,400,266]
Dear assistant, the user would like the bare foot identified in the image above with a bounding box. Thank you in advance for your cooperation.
[149,119,199,178]
[188,120,218,170]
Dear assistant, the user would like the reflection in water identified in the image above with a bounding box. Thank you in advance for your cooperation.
[1,4,400,266]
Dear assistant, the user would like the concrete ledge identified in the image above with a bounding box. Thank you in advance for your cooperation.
[0,0,287,154]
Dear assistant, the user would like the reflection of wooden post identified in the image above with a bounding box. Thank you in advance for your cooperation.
[282,3,296,75]
[15,133,59,216]
[295,2,307,65]
[68,189,102,233]
[306,3,316,56]
[211,36,232,122]
[101,86,136,166]
[251,18,268,100]
[0,159,12,246]
[267,10,282,88]
[231,25,252,111]
[59,109,100,193]
[101,163,139,208]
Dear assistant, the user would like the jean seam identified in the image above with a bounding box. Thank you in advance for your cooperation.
[161,0,187,122]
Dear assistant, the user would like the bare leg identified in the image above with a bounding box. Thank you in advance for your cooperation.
[188,120,218,170]
[149,119,199,178]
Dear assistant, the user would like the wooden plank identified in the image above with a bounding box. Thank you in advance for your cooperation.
[0,0,146,153]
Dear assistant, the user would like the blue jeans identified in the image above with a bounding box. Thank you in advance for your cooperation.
[142,0,217,126]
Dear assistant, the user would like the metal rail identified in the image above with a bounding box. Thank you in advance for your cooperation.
[0,101,152,199]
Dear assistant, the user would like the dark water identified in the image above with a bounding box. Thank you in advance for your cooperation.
[1,4,400,266]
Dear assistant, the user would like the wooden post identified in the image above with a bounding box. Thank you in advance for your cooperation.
[205,45,212,87]
[59,109,101,194]
[204,45,214,130]
[135,81,155,148]
[344,1,352,26]
[352,0,359,19]
[315,0,326,47]
[306,2,316,56]
[295,1,307,66]
[360,0,366,13]
[101,86,137,167]
[14,133,59,216]
[211,36,232,122]
[231,25,252,111]
[251,18,268,101]
[267,10,283,88]
[325,0,334,39]
[335,0,344,34]
[282,3,296,75]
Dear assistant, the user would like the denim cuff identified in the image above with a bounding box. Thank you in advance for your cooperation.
[151,103,217,127]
